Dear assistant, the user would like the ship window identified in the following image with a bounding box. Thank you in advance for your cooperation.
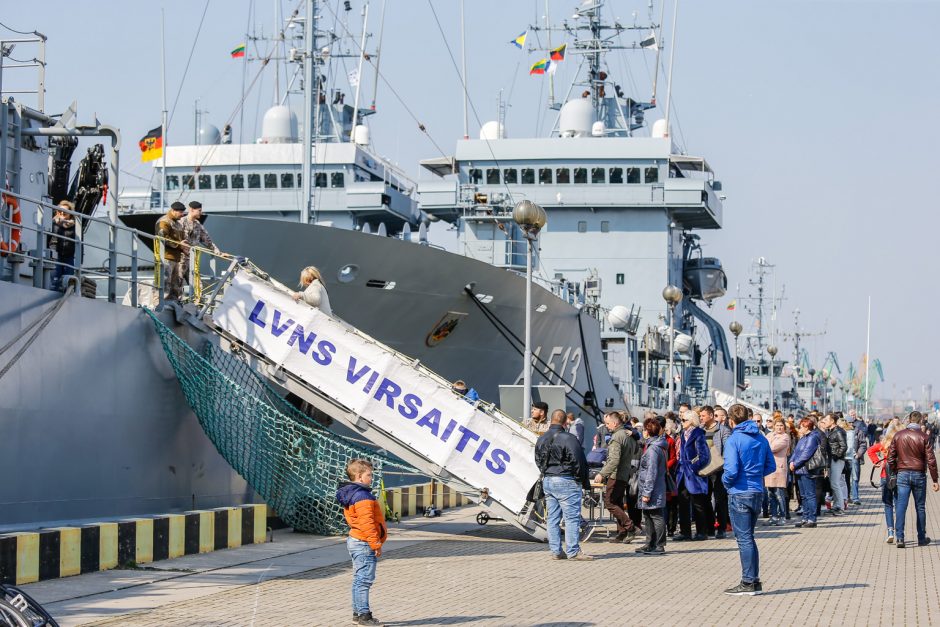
[521,168,535,184]
[616,273,624,284]
[182,175,195,190]
[645,166,659,183]
[296,173,301,187]
[231,174,244,189]
[626,167,640,184]
[609,167,623,183]
[264,173,278,188]
[573,168,587,184]
[331,172,345,188]
[165,175,180,190]
[469,168,482,184]
[486,168,500,185]
[197,175,211,190]
[315,173,327,188]
[591,167,606,184]
[538,168,553,184]
[555,168,570,184]
[247,173,261,189]
[281,173,294,188]
[503,168,518,184]
[601,221,610,233]
[577,220,587,233]
[214,174,228,189]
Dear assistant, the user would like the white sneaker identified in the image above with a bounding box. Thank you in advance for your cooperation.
[886,530,895,544]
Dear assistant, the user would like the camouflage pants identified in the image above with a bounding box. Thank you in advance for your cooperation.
[164,259,184,302]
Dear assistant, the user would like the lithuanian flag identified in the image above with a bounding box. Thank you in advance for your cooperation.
[529,58,550,75]
[231,43,246,58]
[726,300,736,311]
[139,126,163,163]
[550,43,566,61]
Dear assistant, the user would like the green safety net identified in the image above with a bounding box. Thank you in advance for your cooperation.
[147,311,418,535]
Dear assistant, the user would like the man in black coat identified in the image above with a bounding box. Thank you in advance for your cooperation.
[535,409,593,561]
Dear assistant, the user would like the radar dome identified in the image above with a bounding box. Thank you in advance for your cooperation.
[479,121,506,140]
[197,122,221,145]
[559,98,594,137]
[591,121,606,137]
[652,119,668,138]
[260,105,298,143]
[353,124,370,146]
[607,305,631,330]
[674,333,693,354]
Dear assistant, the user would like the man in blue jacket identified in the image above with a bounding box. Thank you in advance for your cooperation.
[722,404,776,596]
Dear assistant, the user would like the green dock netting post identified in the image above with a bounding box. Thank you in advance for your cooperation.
[147,311,417,535]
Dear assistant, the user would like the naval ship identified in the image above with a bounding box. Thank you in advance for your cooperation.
[121,0,735,418]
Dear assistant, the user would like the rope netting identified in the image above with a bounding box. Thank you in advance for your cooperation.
[147,311,417,535]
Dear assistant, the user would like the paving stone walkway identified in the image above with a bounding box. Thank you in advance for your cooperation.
[31,482,940,626]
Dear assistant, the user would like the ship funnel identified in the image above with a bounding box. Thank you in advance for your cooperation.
[559,99,593,138]
[479,121,506,140]
[260,105,298,143]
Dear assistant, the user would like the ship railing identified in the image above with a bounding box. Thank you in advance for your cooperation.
[0,188,237,310]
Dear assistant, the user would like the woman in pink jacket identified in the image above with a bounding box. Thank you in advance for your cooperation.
[764,418,791,525]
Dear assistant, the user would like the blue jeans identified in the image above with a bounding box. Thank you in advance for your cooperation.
[729,491,763,584]
[347,537,377,615]
[543,475,583,557]
[880,476,896,532]
[829,459,845,509]
[768,487,787,519]
[797,474,818,523]
[895,471,928,543]
[849,458,861,501]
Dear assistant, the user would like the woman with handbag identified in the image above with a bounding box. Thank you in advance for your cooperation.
[674,410,712,541]
[867,423,901,543]
[764,418,791,525]
[664,416,680,536]
[789,418,825,528]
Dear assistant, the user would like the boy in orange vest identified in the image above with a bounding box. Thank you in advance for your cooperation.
[336,459,387,626]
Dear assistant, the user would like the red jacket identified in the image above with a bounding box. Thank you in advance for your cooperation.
[867,442,888,480]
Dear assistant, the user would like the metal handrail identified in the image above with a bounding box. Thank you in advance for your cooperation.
[0,189,236,309]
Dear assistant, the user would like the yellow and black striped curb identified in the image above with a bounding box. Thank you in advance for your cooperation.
[386,482,473,518]
[0,504,267,586]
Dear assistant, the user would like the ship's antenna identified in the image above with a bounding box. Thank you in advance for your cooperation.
[545,0,555,109]
[460,0,469,139]
[369,0,386,112]
[350,2,369,137]
[160,8,167,211]
[663,0,679,139]
[274,0,280,104]
[651,0,665,105]
[300,0,315,224]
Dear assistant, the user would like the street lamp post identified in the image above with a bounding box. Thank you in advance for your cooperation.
[662,284,683,411]
[729,321,743,403]
[512,200,547,422]
[820,369,830,413]
[767,345,778,414]
[808,368,816,411]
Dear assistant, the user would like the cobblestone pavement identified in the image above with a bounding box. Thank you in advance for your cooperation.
[77,483,940,627]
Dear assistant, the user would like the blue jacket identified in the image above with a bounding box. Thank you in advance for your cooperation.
[790,429,822,476]
[677,427,710,494]
[637,435,668,509]
[722,421,776,494]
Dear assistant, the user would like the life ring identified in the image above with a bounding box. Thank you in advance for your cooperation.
[0,192,21,256]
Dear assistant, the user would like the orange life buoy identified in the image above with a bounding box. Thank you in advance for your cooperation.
[0,192,21,256]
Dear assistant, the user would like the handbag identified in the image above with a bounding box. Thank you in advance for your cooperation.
[698,441,724,477]
[806,439,828,474]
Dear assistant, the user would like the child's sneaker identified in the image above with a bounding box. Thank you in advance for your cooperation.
[356,612,385,626]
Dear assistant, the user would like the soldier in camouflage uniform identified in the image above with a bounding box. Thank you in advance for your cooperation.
[180,201,219,289]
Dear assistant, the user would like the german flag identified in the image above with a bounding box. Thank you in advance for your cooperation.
[139,126,163,162]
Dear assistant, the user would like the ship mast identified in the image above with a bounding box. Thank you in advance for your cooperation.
[300,0,317,224]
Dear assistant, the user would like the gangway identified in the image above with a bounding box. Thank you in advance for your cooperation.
[196,263,547,540]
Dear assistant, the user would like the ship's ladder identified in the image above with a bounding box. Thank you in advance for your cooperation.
[154,260,547,540]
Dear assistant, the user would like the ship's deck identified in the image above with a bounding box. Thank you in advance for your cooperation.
[23,481,940,626]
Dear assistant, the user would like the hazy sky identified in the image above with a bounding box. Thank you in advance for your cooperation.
[5,0,938,404]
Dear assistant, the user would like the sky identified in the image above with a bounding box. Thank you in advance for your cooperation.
[5,0,939,406]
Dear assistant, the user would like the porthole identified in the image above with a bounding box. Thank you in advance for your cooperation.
[338,264,359,283]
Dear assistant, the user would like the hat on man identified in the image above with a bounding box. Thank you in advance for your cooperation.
[532,401,549,412]
[170,201,186,212]
[188,201,202,209]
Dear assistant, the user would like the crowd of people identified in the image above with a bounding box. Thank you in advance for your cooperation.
[532,402,940,596]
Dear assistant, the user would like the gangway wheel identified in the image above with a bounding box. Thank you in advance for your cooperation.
[476,511,490,526]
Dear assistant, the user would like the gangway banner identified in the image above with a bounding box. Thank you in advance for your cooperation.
[213,271,541,513]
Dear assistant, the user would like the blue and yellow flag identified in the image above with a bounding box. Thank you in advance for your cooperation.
[510,31,527,49]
